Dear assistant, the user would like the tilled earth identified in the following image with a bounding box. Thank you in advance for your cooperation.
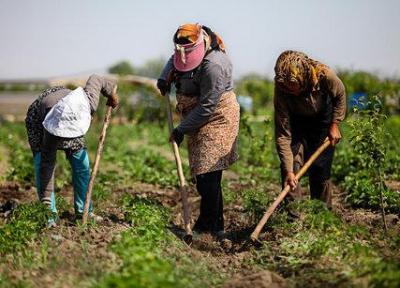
[1,180,399,288]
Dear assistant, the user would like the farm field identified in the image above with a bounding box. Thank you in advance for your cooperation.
[0,93,399,287]
[2,1,400,287]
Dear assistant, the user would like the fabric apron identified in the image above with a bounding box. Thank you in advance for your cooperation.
[176,90,240,176]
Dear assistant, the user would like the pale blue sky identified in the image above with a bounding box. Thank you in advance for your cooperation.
[1,0,399,79]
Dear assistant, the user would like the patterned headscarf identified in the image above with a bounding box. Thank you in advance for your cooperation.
[173,23,226,52]
[174,23,201,44]
[172,23,226,72]
[274,50,327,93]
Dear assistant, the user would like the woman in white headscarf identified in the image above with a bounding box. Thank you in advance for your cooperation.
[25,75,118,226]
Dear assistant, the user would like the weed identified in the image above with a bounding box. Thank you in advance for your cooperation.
[242,188,273,222]
[0,202,49,256]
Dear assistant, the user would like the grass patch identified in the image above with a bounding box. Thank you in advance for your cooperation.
[96,195,223,288]
[0,202,49,256]
[251,199,400,287]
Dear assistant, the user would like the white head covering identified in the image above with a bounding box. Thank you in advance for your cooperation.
[42,87,91,138]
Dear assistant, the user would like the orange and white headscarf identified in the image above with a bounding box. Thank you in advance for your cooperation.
[173,23,225,72]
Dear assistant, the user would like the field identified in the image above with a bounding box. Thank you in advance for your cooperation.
[0,84,400,288]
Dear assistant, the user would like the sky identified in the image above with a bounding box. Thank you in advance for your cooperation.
[1,0,399,80]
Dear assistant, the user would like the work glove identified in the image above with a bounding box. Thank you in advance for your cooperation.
[106,85,119,108]
[169,128,184,146]
[157,78,170,96]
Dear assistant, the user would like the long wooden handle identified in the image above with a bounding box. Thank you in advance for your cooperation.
[250,138,331,241]
[82,106,113,224]
[165,93,192,236]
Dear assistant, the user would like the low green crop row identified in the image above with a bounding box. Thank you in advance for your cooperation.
[0,123,35,184]
[251,200,400,287]
[0,202,49,256]
[95,195,223,288]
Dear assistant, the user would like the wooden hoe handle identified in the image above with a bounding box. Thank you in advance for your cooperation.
[250,138,331,241]
[165,93,192,236]
[82,106,113,224]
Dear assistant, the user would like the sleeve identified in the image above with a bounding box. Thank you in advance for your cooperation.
[84,74,116,113]
[274,87,294,173]
[326,69,346,123]
[159,55,174,80]
[176,62,224,134]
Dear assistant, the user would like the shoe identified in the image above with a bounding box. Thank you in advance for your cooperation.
[47,219,57,228]
[75,212,103,222]
[47,215,60,228]
[286,207,300,219]
[282,199,300,219]
[88,213,103,222]
[213,230,226,240]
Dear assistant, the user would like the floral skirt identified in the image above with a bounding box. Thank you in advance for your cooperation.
[176,90,240,176]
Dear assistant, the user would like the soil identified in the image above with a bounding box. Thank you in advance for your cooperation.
[223,270,287,288]
[0,182,36,204]
[1,180,399,287]
[332,184,400,232]
[386,180,400,192]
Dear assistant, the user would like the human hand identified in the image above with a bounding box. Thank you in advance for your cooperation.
[328,122,342,146]
[106,85,119,108]
[284,172,298,191]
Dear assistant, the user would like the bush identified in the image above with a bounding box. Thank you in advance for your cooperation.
[333,97,400,213]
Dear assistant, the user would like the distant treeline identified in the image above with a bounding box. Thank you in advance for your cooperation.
[0,83,48,92]
[2,59,399,117]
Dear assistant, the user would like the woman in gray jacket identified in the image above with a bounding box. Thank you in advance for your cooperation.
[157,23,240,236]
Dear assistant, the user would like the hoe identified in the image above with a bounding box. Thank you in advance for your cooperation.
[250,138,331,242]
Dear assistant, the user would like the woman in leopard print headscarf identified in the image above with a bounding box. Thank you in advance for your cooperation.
[274,50,346,211]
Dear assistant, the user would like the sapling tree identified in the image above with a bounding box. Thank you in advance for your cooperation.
[349,95,389,231]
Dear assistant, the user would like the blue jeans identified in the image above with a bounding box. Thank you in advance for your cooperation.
[33,149,92,215]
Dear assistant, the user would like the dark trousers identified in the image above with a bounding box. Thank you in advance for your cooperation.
[281,128,334,208]
[283,92,335,208]
[193,170,224,232]
[39,130,92,213]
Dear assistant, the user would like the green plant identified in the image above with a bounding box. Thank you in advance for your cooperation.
[96,195,220,288]
[349,95,393,230]
[242,188,272,222]
[235,73,274,112]
[0,203,49,256]
[251,199,400,287]
[233,115,280,185]
[0,124,35,184]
